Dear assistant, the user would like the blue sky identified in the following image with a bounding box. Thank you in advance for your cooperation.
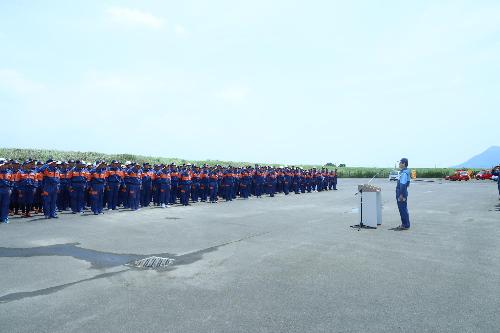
[1,1,499,167]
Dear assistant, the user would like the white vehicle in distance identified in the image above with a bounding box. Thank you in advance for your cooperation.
[389,170,400,181]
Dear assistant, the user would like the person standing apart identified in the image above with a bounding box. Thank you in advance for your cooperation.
[396,158,411,230]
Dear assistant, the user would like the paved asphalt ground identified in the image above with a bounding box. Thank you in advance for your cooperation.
[0,178,499,333]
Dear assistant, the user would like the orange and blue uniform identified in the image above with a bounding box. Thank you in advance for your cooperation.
[39,163,61,218]
[179,170,192,206]
[124,167,142,210]
[0,168,12,223]
[157,168,171,206]
[17,168,37,216]
[199,169,209,202]
[191,170,200,202]
[89,167,107,214]
[266,170,277,197]
[106,166,123,210]
[140,168,154,207]
[68,167,89,213]
[222,170,235,201]
[208,171,218,203]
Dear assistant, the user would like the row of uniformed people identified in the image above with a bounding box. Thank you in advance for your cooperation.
[0,158,338,223]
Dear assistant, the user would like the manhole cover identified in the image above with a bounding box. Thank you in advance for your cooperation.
[128,256,175,269]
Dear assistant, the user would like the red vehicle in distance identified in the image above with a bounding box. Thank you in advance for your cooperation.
[475,170,492,180]
[446,170,470,181]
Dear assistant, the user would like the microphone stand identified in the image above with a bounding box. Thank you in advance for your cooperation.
[351,172,379,230]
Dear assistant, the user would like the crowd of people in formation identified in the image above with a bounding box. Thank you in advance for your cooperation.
[0,158,338,223]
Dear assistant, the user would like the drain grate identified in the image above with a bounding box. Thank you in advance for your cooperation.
[128,256,175,269]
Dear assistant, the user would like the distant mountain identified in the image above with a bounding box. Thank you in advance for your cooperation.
[453,146,500,169]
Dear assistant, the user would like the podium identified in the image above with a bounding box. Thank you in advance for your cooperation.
[357,184,382,229]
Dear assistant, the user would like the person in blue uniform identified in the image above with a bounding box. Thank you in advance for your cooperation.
[199,165,209,202]
[89,161,107,215]
[191,166,200,202]
[292,170,301,194]
[283,168,291,195]
[9,160,21,216]
[33,161,44,214]
[276,169,284,193]
[157,165,171,208]
[179,167,192,206]
[208,169,218,203]
[140,163,153,207]
[124,162,142,211]
[152,164,161,206]
[17,160,37,218]
[0,159,13,223]
[57,161,70,211]
[254,168,265,198]
[266,169,277,197]
[68,160,88,214]
[240,168,251,199]
[300,170,306,193]
[39,159,61,219]
[222,168,235,201]
[106,160,123,210]
[170,165,179,205]
[396,158,411,230]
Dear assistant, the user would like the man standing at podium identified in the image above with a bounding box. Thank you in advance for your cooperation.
[396,158,411,230]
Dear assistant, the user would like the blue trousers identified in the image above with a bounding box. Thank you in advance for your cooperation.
[57,183,70,211]
[0,187,11,221]
[170,185,178,204]
[127,184,140,210]
[397,200,410,228]
[70,184,86,213]
[180,184,191,206]
[141,184,152,207]
[255,183,264,197]
[267,183,276,197]
[240,184,249,198]
[199,183,208,201]
[225,184,233,201]
[283,182,290,195]
[119,185,128,208]
[159,183,171,205]
[90,184,104,214]
[152,183,160,205]
[107,182,120,210]
[42,184,59,217]
[19,187,36,205]
[209,183,218,202]
[191,183,199,202]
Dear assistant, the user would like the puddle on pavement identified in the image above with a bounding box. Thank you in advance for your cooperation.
[0,231,269,303]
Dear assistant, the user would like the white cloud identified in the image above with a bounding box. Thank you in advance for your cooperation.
[0,69,45,95]
[215,85,250,104]
[107,6,164,29]
[174,24,186,36]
